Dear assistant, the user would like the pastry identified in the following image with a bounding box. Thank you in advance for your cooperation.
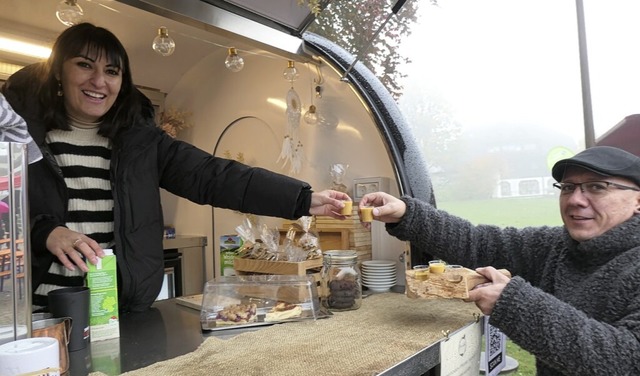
[215,303,257,326]
[265,301,303,322]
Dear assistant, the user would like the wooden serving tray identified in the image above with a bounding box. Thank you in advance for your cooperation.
[405,267,511,300]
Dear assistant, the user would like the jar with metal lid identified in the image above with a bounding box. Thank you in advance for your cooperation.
[320,250,362,311]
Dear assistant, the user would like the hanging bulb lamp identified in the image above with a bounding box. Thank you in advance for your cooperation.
[152,27,175,56]
[283,60,299,82]
[56,0,84,27]
[224,47,245,72]
[303,105,318,125]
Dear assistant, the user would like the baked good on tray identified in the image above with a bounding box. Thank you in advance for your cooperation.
[265,301,303,322]
[215,303,258,326]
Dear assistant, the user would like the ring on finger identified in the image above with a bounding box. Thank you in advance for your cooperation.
[72,238,83,247]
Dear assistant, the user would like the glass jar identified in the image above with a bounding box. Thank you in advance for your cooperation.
[320,250,362,311]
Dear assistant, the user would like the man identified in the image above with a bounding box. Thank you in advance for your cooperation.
[360,146,640,375]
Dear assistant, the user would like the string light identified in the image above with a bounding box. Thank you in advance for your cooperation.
[304,79,319,125]
[152,26,175,56]
[224,47,244,72]
[56,0,84,27]
[283,60,299,82]
[303,104,318,125]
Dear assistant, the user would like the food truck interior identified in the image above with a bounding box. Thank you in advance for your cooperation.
[0,1,639,375]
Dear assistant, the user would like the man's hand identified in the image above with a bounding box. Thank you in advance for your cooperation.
[358,192,407,229]
[466,266,511,315]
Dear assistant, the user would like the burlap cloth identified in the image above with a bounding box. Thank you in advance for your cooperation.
[91,293,480,376]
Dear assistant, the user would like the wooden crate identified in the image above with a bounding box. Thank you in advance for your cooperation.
[278,228,349,252]
[234,257,323,276]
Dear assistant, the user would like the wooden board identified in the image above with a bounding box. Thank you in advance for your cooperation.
[405,268,511,300]
[234,257,323,276]
[278,228,349,251]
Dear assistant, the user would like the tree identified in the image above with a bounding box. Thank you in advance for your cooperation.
[307,0,420,100]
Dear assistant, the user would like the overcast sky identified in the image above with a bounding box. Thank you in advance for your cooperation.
[398,0,640,146]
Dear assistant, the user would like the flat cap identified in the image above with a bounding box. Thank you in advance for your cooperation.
[552,146,640,187]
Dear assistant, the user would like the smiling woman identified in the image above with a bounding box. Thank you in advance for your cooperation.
[2,21,351,314]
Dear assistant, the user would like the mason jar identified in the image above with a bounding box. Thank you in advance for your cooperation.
[320,250,362,311]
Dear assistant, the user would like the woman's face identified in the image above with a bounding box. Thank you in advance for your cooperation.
[59,52,122,123]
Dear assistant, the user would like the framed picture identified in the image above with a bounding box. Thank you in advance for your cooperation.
[353,177,390,202]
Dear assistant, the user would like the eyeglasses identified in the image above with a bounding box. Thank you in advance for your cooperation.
[553,181,640,197]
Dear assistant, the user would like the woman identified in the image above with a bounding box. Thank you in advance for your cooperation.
[2,23,350,312]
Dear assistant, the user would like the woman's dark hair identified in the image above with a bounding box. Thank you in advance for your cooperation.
[39,23,145,139]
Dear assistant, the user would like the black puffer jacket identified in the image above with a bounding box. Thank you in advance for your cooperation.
[3,66,313,312]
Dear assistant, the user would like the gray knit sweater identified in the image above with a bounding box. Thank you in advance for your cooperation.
[387,196,640,376]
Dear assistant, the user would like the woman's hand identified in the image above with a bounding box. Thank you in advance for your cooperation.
[466,266,511,315]
[46,226,104,272]
[358,192,407,229]
[309,190,352,219]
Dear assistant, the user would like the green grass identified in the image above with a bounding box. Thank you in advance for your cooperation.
[437,196,564,375]
[436,196,563,228]
[507,341,537,375]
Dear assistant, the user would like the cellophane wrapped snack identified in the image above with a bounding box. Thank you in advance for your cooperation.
[235,216,321,262]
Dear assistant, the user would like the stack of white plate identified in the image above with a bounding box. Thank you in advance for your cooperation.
[361,260,397,292]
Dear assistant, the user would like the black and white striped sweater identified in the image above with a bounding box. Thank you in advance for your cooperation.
[33,120,114,307]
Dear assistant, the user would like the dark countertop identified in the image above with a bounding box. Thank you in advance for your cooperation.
[70,299,206,375]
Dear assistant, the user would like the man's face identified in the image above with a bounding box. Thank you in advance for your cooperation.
[559,167,640,242]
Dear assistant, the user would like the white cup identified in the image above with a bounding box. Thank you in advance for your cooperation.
[0,337,60,376]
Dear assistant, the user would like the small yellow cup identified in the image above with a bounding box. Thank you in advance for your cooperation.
[360,206,374,222]
[341,201,353,216]
[428,260,446,274]
[413,265,429,281]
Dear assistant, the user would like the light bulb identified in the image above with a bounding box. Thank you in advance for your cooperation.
[152,27,175,57]
[224,47,244,72]
[56,0,84,27]
[303,105,318,125]
[283,60,299,82]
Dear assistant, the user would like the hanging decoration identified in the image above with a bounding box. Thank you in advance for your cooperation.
[56,0,84,27]
[304,64,324,125]
[152,26,175,56]
[277,61,304,175]
[224,47,245,72]
[303,79,318,125]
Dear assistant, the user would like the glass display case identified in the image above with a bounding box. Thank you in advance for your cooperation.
[0,143,31,345]
[200,274,327,331]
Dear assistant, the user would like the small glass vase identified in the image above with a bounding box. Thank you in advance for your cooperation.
[329,163,349,194]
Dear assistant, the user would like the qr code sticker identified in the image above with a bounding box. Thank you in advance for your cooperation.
[488,325,503,356]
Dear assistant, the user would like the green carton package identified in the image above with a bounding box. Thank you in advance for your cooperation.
[87,248,120,341]
[220,235,243,276]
